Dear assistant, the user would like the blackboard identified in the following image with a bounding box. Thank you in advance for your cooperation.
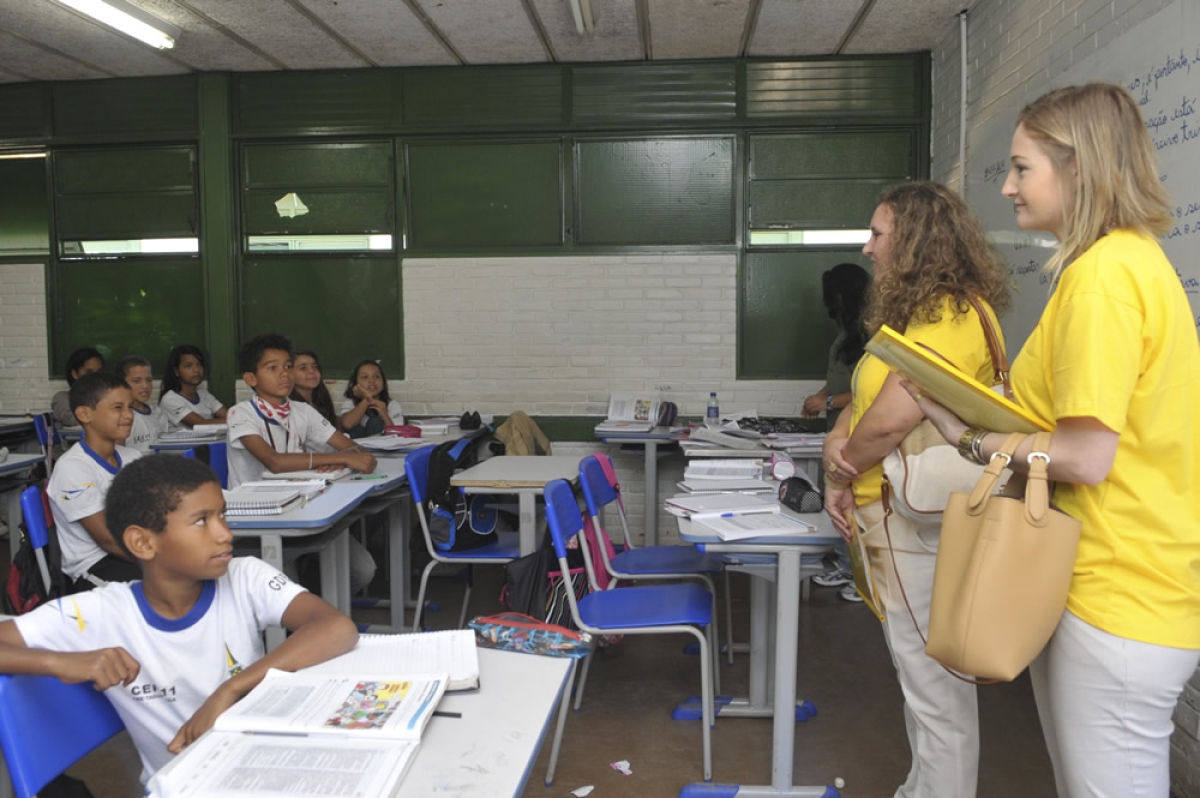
[966,0,1200,355]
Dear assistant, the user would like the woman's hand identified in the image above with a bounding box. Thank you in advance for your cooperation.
[898,381,968,445]
[824,483,856,542]
[801,392,826,418]
[823,436,859,481]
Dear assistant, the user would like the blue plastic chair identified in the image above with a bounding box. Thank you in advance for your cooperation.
[18,485,54,595]
[208,441,230,489]
[578,454,732,677]
[0,672,125,798]
[405,445,521,631]
[541,478,715,785]
[31,413,57,474]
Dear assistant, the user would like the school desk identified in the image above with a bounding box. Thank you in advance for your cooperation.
[227,482,375,649]
[678,509,843,798]
[595,425,680,546]
[148,433,225,451]
[0,453,43,561]
[343,456,414,633]
[450,455,582,555]
[145,646,573,798]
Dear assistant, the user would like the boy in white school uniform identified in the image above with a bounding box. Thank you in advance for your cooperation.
[225,334,379,592]
[47,371,144,588]
[114,355,169,453]
[0,455,358,785]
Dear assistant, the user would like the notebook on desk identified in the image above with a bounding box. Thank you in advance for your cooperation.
[306,630,481,691]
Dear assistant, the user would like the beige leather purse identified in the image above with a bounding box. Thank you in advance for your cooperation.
[924,432,1081,681]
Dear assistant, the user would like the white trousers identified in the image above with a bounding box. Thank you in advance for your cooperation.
[1030,610,1200,798]
[858,502,979,798]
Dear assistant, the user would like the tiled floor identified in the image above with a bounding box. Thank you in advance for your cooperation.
[55,564,1056,798]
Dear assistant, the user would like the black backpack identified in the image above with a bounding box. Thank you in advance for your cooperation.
[3,489,72,615]
[424,437,500,552]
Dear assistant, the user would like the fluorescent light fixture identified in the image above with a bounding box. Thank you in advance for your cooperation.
[0,152,46,160]
[803,229,872,245]
[55,0,180,49]
[568,0,594,35]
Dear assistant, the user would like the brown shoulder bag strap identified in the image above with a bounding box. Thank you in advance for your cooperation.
[967,296,1013,401]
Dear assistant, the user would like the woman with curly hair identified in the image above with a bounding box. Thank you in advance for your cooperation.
[822,181,1011,798]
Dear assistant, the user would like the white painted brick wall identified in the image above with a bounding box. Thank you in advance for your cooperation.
[0,262,61,415]
[931,1,1196,793]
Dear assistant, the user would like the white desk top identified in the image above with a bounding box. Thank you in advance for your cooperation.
[0,452,42,476]
[150,436,225,451]
[226,483,375,530]
[405,647,572,797]
[344,455,409,496]
[595,425,681,442]
[451,455,581,489]
[675,502,841,549]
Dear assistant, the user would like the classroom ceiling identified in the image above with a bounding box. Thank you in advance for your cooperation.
[0,0,966,83]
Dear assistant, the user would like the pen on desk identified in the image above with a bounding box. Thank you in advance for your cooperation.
[351,474,387,480]
[432,710,462,719]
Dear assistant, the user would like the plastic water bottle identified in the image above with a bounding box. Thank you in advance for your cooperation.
[706,392,720,422]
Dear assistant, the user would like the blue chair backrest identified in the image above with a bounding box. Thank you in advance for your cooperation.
[32,415,52,448]
[0,674,125,798]
[404,445,438,506]
[578,455,619,517]
[543,479,585,559]
[209,441,229,489]
[19,485,49,550]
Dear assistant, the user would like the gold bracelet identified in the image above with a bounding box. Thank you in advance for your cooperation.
[957,428,988,465]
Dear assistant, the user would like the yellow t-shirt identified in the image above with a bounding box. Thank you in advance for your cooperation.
[849,295,1002,506]
[1011,229,1200,649]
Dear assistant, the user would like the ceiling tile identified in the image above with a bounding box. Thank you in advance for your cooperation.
[749,0,860,57]
[418,0,547,64]
[135,0,280,71]
[0,1,187,77]
[843,0,962,54]
[649,0,750,60]
[529,0,642,63]
[0,29,112,80]
[296,0,456,66]
[180,0,368,69]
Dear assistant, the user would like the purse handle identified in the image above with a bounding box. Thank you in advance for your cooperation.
[879,431,1026,686]
[967,296,1013,401]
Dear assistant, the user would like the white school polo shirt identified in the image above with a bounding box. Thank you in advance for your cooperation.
[339,398,404,427]
[125,405,169,453]
[160,389,224,432]
[225,399,338,488]
[47,441,143,579]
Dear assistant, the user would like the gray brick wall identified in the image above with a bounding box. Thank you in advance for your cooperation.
[931,1,1197,793]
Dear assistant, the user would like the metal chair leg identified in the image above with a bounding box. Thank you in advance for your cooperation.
[545,659,578,786]
[573,650,593,711]
[723,570,735,665]
[412,561,436,632]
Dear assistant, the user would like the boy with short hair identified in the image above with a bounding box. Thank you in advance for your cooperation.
[48,371,143,588]
[0,455,358,784]
[225,333,377,487]
[226,334,379,592]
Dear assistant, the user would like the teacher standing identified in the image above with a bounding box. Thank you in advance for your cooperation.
[823,181,1010,798]
[914,83,1200,798]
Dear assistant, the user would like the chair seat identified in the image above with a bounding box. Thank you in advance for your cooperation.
[578,582,712,630]
[611,547,724,577]
[435,531,521,561]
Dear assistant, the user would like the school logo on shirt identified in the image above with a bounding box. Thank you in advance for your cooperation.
[57,597,86,632]
[59,484,96,502]
[225,644,244,677]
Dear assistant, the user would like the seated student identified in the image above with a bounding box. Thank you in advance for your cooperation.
[50,346,105,427]
[338,359,403,439]
[159,345,228,432]
[48,371,143,589]
[289,348,338,428]
[0,455,359,785]
[226,334,379,593]
[114,355,168,453]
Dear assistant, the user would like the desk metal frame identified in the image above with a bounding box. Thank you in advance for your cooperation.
[596,426,678,546]
[451,455,582,555]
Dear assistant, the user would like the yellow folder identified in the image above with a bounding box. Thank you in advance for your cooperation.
[865,325,1052,434]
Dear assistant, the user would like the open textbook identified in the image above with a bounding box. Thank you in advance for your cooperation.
[149,733,418,798]
[595,393,659,434]
[213,669,446,741]
[305,630,481,691]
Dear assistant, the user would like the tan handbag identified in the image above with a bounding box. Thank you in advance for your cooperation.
[882,297,1011,523]
[924,432,1081,681]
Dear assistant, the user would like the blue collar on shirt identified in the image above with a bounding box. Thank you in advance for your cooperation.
[132,405,152,416]
[132,580,216,632]
[79,440,122,475]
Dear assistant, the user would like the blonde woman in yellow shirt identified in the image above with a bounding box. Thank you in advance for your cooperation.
[823,181,1010,798]
[913,83,1200,798]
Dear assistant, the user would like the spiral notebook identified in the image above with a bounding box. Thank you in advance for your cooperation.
[222,488,300,516]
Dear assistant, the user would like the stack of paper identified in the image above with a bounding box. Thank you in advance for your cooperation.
[677,479,775,493]
[354,434,427,451]
[684,459,764,481]
[158,425,227,441]
[412,418,459,436]
[237,479,327,500]
[222,488,299,516]
[665,492,780,517]
[692,512,817,541]
[262,467,351,481]
[307,630,481,691]
[686,426,766,449]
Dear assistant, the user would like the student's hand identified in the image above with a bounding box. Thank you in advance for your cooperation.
[53,648,141,691]
[824,484,856,542]
[366,398,388,416]
[169,684,241,754]
[344,452,378,474]
[899,380,967,445]
[351,384,368,401]
[801,392,826,418]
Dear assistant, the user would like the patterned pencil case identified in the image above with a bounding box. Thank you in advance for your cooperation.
[469,612,592,659]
